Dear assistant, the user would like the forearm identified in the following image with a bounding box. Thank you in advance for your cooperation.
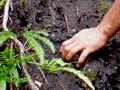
[97,0,120,39]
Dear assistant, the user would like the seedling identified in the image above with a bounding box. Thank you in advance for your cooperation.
[24,26,95,90]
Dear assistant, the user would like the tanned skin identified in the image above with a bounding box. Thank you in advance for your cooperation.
[60,0,120,67]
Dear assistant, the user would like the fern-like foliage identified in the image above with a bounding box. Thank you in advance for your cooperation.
[23,26,94,90]
[38,58,95,90]
[0,31,10,45]
[61,68,95,90]
[24,28,55,65]
[24,31,45,64]
[0,47,32,90]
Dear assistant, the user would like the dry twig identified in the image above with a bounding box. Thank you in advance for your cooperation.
[64,14,70,31]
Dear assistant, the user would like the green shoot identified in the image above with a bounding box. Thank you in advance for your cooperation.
[24,27,55,65]
[0,31,10,45]
[38,58,95,90]
[0,0,6,10]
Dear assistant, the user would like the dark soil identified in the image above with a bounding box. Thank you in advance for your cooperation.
[9,0,120,90]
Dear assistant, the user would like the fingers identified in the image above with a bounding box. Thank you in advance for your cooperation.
[65,45,84,61]
[76,49,91,67]
[61,42,77,58]
[60,38,73,52]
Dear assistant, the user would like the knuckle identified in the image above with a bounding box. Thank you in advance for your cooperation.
[70,49,75,54]
[65,47,70,51]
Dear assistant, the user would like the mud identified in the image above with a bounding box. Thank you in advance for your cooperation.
[9,0,120,90]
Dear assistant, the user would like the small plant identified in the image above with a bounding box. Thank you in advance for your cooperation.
[23,26,95,90]
[0,31,32,90]
[1,0,95,89]
[0,25,95,90]
[0,47,31,90]
[39,58,95,90]
[23,26,55,65]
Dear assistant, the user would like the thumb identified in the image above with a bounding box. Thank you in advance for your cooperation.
[76,48,91,67]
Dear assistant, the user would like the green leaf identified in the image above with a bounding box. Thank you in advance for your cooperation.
[33,30,49,37]
[0,80,6,90]
[33,33,56,53]
[50,58,71,67]
[60,67,95,90]
[0,31,9,45]
[24,31,45,64]
[10,68,19,87]
[19,77,28,83]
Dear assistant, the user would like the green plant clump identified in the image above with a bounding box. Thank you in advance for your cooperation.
[0,47,30,90]
[23,26,95,90]
[0,25,95,90]
[0,31,31,90]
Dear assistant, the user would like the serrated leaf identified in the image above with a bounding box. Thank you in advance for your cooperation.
[50,58,71,67]
[24,31,45,64]
[33,30,49,37]
[32,33,55,53]
[61,67,95,90]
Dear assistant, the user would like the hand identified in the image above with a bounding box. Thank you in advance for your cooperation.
[60,27,108,67]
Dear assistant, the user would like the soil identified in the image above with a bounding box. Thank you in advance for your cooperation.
[7,0,120,90]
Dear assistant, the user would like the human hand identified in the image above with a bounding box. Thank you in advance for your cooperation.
[60,27,108,67]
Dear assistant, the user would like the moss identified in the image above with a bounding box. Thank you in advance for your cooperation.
[84,70,97,81]
[98,1,112,12]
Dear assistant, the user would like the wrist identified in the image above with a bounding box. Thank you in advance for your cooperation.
[94,25,110,44]
[96,23,112,40]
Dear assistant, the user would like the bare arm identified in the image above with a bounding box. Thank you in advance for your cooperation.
[98,0,120,38]
[60,0,120,67]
